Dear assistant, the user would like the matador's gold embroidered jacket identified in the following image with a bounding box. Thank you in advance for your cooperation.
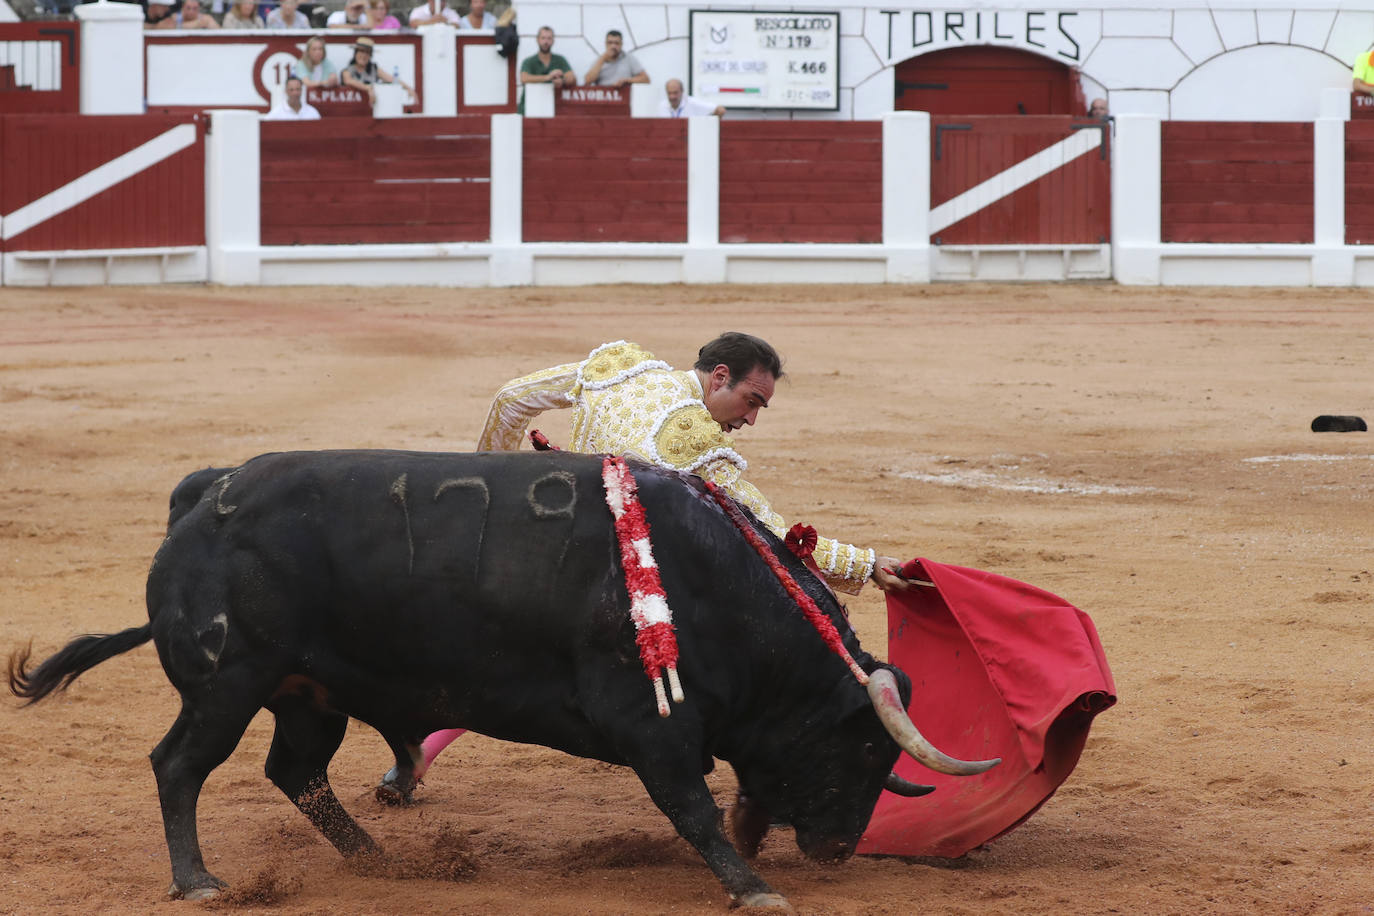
[477,340,876,594]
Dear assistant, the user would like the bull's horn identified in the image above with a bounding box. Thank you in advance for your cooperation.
[866,669,1001,776]
[883,773,936,797]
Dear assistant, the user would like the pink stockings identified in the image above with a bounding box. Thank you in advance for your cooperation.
[416,728,465,776]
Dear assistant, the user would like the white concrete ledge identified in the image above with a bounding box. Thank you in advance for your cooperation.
[1118,243,1350,287]
[932,244,1110,281]
[3,246,206,286]
[233,242,934,287]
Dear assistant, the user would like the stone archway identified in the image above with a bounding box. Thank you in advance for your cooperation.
[894,45,1084,115]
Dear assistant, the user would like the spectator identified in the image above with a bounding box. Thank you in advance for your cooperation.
[1088,97,1109,119]
[584,29,648,88]
[1355,51,1374,98]
[144,0,173,28]
[293,35,339,88]
[327,0,370,29]
[264,75,322,120]
[222,0,265,28]
[455,0,493,29]
[409,0,459,27]
[157,0,219,29]
[658,78,723,117]
[517,25,575,114]
[265,0,311,29]
[366,0,401,29]
[341,35,416,105]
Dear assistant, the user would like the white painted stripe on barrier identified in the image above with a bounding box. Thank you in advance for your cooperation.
[0,123,197,241]
[929,128,1103,235]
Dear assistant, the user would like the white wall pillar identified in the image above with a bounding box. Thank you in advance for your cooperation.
[205,109,260,285]
[1319,86,1353,121]
[74,1,143,115]
[1313,114,1352,286]
[489,113,521,245]
[629,83,657,118]
[1111,114,1162,285]
[488,113,530,285]
[420,24,457,117]
[684,115,724,283]
[882,110,930,283]
[524,83,554,118]
[687,116,719,246]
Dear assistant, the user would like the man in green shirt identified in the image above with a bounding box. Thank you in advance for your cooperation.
[519,26,576,114]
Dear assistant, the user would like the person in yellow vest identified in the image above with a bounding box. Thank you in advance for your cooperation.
[1354,48,1374,97]
[376,332,914,802]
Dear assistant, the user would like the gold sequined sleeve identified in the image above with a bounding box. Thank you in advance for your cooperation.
[477,362,580,452]
[695,455,877,596]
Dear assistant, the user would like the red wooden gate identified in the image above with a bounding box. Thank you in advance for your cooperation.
[929,115,1110,245]
[0,22,80,114]
[0,114,204,253]
[896,46,1082,116]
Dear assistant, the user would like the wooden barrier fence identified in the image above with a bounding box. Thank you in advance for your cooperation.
[1161,122,1313,244]
[522,117,688,243]
[259,115,491,245]
[1345,120,1374,245]
[0,113,203,252]
[719,121,883,244]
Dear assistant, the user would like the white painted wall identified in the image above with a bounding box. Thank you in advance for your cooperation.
[1170,45,1353,121]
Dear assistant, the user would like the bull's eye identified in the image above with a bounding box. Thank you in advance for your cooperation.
[863,741,879,763]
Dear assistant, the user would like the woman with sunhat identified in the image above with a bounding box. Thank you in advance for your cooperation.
[341,36,416,105]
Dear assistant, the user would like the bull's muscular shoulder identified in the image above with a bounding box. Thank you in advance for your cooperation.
[577,340,671,391]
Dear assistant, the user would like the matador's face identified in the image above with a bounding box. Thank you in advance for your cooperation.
[703,365,774,433]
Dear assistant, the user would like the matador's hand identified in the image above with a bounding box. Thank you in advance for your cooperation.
[870,555,913,593]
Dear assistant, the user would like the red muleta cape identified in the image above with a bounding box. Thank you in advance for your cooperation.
[858,559,1116,857]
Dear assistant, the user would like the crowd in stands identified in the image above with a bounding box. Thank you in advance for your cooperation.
[25,1,745,123]
[136,0,506,30]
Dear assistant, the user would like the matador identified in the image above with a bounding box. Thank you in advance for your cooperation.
[377,332,910,804]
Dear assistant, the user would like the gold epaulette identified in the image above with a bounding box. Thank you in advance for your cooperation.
[578,341,670,391]
[650,402,744,472]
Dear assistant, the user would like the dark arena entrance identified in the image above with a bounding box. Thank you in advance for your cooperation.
[894,46,1085,116]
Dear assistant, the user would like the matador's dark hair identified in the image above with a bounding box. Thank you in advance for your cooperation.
[694,332,785,384]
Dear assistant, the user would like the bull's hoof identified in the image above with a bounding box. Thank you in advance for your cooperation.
[732,891,793,910]
[375,766,418,806]
[166,874,226,900]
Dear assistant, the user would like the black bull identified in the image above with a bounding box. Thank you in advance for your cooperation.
[8,450,997,907]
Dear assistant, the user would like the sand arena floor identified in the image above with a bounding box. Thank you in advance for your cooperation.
[2,283,1372,914]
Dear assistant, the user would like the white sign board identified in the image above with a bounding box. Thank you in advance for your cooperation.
[688,10,840,111]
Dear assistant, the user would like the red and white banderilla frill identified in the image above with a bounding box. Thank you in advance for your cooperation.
[602,456,684,717]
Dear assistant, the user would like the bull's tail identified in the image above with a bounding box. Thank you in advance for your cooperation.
[7,624,153,706]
